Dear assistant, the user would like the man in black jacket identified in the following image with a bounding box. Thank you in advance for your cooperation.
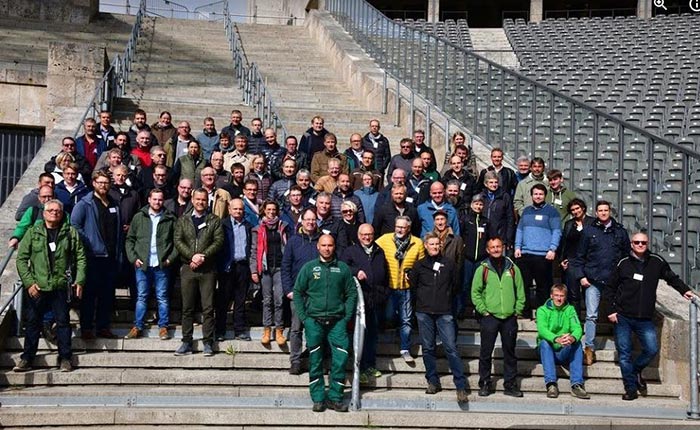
[606,232,696,401]
[409,232,468,403]
[340,224,389,384]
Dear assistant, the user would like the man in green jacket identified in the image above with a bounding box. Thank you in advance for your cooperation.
[293,234,358,413]
[13,199,86,373]
[472,236,525,397]
[173,188,223,356]
[125,188,178,340]
[536,283,590,399]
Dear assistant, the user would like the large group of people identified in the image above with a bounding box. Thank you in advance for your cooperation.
[9,109,696,410]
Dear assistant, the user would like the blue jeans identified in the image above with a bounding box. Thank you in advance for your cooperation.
[134,266,171,329]
[416,312,466,390]
[584,283,601,349]
[538,340,584,386]
[22,289,71,362]
[614,314,659,392]
[385,289,412,351]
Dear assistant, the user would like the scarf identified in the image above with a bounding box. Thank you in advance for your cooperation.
[362,244,374,256]
[393,234,411,261]
[256,217,283,274]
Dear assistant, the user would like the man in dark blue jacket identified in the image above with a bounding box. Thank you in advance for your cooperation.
[71,170,123,340]
[216,198,253,341]
[570,200,629,365]
[281,207,321,374]
[340,223,389,384]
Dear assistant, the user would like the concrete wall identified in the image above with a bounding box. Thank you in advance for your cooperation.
[0,0,99,24]
[248,0,309,25]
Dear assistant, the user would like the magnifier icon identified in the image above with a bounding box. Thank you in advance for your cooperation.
[654,0,668,10]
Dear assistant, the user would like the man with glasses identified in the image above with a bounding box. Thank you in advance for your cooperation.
[387,138,415,183]
[362,119,391,178]
[10,186,56,249]
[164,179,193,218]
[16,173,55,222]
[44,137,92,183]
[606,232,696,400]
[72,171,123,340]
[12,200,86,373]
[280,185,305,229]
[242,179,261,226]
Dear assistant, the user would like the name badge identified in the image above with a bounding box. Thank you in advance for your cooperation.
[477,227,485,233]
[633,273,644,281]
[373,141,378,148]
[405,197,414,203]
[460,183,467,191]
[554,199,562,206]
[125,178,132,187]
[109,207,117,214]
[432,262,441,272]
[198,222,207,230]
[535,215,543,221]
[284,189,290,196]
[129,165,135,170]
[576,224,583,231]
[107,136,114,141]
[49,242,57,252]
[322,229,330,235]
[308,198,316,205]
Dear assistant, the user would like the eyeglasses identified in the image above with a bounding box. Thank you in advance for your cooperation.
[400,145,411,149]
[94,181,110,186]
[63,144,75,147]
[154,153,166,157]
[350,140,362,143]
[44,209,61,213]
[341,209,354,214]
[632,240,648,245]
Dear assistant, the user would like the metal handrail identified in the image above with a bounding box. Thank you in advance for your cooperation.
[350,277,366,411]
[690,296,700,420]
[74,0,147,138]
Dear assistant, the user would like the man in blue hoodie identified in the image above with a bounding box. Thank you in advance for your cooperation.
[514,183,561,318]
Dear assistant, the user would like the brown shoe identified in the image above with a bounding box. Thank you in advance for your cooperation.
[261,327,271,345]
[124,327,141,339]
[159,327,170,340]
[275,327,287,346]
[81,330,95,341]
[583,347,596,366]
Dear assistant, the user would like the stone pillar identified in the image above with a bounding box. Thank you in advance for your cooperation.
[427,0,439,22]
[637,0,653,19]
[530,0,543,22]
[0,0,98,24]
[46,41,105,133]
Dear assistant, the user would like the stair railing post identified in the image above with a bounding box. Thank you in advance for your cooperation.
[350,277,365,411]
[689,297,700,420]
[13,281,23,337]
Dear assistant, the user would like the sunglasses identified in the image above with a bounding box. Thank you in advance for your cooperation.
[341,210,354,214]
[632,240,648,245]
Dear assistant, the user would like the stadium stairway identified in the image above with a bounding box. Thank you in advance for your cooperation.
[0,11,695,429]
[469,28,520,69]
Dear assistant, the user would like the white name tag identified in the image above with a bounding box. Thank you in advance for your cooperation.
[125,178,132,187]
[129,165,135,170]
[477,227,485,233]
[107,136,114,141]
[198,222,207,230]
[554,199,562,206]
[576,224,583,231]
[308,198,316,205]
[373,141,378,148]
[49,242,56,252]
[322,229,330,235]
[633,273,644,281]
[432,262,441,271]
[535,215,543,221]
[284,189,290,196]
[460,183,467,191]
[405,197,414,203]
[109,207,117,214]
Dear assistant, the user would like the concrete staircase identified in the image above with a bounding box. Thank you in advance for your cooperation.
[464,28,520,69]
[235,23,411,150]
[110,16,254,132]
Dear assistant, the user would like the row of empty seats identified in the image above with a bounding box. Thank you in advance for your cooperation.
[395,18,473,50]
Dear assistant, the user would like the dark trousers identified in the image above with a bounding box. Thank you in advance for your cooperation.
[22,289,71,362]
[181,266,216,344]
[478,314,518,389]
[360,306,380,371]
[80,256,117,332]
[517,253,553,314]
[215,261,250,336]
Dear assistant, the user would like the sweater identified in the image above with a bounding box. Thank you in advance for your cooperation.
[515,203,561,256]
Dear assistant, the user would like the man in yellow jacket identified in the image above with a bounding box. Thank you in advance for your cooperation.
[376,215,424,363]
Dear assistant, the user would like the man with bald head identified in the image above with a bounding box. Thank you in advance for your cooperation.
[293,234,358,412]
[417,181,460,237]
[164,121,196,167]
[344,133,365,171]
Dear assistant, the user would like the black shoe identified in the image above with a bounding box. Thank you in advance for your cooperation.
[234,333,251,341]
[504,386,523,398]
[478,384,492,397]
[215,333,226,342]
[636,373,648,397]
[425,383,442,394]
[289,363,302,375]
[622,391,638,401]
[326,401,349,412]
[312,401,326,412]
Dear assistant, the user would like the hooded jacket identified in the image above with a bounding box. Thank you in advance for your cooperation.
[471,256,525,319]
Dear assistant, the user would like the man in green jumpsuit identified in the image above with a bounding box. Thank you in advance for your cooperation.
[293,234,358,412]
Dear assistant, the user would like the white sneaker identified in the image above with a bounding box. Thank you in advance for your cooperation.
[400,350,414,364]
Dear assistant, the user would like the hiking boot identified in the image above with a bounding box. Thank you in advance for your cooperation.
[583,347,596,366]
[366,367,382,378]
[546,383,559,398]
[13,359,32,372]
[326,400,348,412]
[289,362,302,375]
[124,327,141,339]
[97,329,118,339]
[174,342,193,356]
[275,327,287,346]
[400,350,414,364]
[478,384,492,397]
[457,389,469,403]
[59,359,73,372]
[504,386,524,398]
[425,383,442,394]
[571,384,590,399]
[261,327,271,345]
[159,327,170,340]
[312,402,326,412]
[622,390,638,401]
[636,372,648,397]
[202,343,214,357]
